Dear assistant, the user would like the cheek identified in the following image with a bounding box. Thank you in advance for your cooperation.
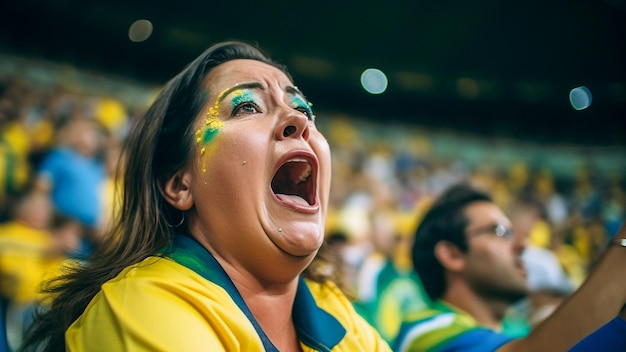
[195,127,268,185]
[312,134,332,181]
[195,118,225,173]
[481,244,516,270]
[468,242,501,266]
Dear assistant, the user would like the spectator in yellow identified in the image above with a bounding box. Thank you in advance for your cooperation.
[0,190,55,348]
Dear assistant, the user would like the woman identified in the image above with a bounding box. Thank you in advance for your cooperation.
[22,41,391,351]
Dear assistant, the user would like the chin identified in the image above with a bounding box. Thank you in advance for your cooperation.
[279,237,323,258]
[505,286,530,303]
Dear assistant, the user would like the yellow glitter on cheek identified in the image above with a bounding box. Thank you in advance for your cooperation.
[195,116,225,175]
[207,88,244,118]
[196,117,224,145]
[208,105,219,118]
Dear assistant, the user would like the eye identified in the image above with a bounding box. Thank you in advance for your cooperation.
[293,103,315,121]
[296,106,312,119]
[233,102,261,117]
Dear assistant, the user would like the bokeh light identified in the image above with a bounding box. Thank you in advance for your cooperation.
[128,19,153,42]
[569,86,592,110]
[360,68,388,94]
[456,78,480,100]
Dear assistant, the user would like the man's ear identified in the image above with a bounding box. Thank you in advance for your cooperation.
[434,240,466,273]
[158,170,194,211]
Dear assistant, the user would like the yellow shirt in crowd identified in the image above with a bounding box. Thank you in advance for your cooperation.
[0,221,56,305]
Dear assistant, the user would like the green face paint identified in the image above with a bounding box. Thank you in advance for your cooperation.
[207,87,255,118]
[230,89,256,109]
[201,118,223,144]
[197,88,227,148]
[290,95,315,121]
[195,116,224,174]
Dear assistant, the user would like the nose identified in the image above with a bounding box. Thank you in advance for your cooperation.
[275,108,310,141]
[512,231,528,254]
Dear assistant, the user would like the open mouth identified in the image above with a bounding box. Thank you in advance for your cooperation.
[271,158,316,207]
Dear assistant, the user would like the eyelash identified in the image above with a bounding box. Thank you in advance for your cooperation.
[232,102,260,117]
[232,101,314,121]
[295,106,314,120]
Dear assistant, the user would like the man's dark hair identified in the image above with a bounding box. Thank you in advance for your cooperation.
[411,182,492,301]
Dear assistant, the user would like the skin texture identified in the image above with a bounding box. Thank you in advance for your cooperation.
[438,201,528,330]
[462,202,528,305]
[160,59,332,351]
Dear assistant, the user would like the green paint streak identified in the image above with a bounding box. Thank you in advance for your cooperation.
[202,127,219,144]
[230,89,255,108]
[291,95,314,119]
[198,118,224,145]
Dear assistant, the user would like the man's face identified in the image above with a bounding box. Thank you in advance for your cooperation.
[462,201,529,303]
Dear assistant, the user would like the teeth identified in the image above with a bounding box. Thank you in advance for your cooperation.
[296,163,312,184]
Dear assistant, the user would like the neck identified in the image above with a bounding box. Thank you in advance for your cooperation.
[236,279,302,352]
[443,285,509,331]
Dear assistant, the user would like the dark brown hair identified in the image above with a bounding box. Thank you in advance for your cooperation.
[21,41,300,352]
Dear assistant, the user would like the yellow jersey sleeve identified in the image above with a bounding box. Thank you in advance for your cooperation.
[66,257,265,352]
[305,280,391,351]
[66,242,392,351]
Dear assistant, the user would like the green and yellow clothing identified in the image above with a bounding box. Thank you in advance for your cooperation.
[394,301,514,352]
[66,234,391,351]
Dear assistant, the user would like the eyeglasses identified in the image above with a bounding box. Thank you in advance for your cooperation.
[466,223,515,241]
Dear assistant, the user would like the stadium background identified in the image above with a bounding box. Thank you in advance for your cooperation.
[1,0,625,349]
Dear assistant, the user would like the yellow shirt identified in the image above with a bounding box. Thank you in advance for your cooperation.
[0,221,53,304]
[0,122,31,197]
[66,235,391,351]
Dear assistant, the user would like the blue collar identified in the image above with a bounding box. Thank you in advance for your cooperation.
[166,234,346,351]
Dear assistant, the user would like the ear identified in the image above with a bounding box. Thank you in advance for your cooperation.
[434,241,466,273]
[158,170,194,211]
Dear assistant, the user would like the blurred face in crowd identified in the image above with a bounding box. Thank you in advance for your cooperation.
[172,59,331,282]
[65,118,103,157]
[16,192,52,230]
[370,212,398,257]
[461,201,529,303]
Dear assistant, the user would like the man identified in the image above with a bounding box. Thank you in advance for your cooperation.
[394,182,626,351]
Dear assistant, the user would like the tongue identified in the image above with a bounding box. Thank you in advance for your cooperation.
[275,194,309,206]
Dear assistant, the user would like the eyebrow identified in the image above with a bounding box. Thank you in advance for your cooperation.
[216,82,308,105]
[286,86,309,102]
[216,82,264,104]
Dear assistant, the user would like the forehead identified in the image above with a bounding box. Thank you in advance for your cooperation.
[463,201,510,227]
[203,59,293,95]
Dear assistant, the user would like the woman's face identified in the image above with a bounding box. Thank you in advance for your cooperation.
[184,59,331,281]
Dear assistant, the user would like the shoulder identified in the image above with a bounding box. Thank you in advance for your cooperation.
[304,279,354,319]
[38,148,71,170]
[0,222,51,247]
[303,279,392,351]
[98,256,235,304]
[80,256,251,327]
[66,256,260,351]
[394,306,513,352]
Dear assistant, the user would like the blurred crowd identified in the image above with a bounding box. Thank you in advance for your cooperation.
[319,113,626,343]
[1,55,625,349]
